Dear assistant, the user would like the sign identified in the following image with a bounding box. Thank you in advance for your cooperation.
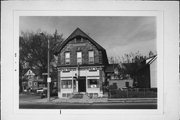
[42,73,48,75]
[42,73,51,75]
[47,77,51,83]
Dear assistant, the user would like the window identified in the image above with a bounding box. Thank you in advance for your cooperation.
[28,81,32,86]
[125,82,129,88]
[89,51,94,64]
[65,52,70,65]
[88,79,99,88]
[61,80,72,89]
[34,82,37,86]
[77,51,82,64]
[75,37,83,43]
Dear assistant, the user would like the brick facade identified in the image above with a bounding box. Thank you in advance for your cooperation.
[58,38,102,66]
[54,28,109,98]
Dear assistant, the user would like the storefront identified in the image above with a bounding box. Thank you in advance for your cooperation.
[58,66,104,98]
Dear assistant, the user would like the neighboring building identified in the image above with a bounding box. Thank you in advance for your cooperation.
[23,69,45,90]
[105,64,120,80]
[54,28,109,98]
[135,55,157,88]
[109,80,133,90]
[105,64,133,90]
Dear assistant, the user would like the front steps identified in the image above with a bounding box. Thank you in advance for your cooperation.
[71,92,90,99]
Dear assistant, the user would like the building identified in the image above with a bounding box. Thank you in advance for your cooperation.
[54,28,109,98]
[25,69,37,90]
[23,69,45,91]
[105,64,133,90]
[135,55,157,88]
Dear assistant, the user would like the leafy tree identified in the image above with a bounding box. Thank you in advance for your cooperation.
[19,30,63,92]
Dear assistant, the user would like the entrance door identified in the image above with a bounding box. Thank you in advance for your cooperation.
[78,77,86,92]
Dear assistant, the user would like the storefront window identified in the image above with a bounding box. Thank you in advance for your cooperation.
[61,80,72,89]
[88,79,99,88]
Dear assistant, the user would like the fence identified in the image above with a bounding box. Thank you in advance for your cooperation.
[108,88,157,98]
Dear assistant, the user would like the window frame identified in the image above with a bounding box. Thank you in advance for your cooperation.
[61,80,72,89]
[88,79,99,88]
[77,51,82,65]
[65,52,70,65]
[88,51,94,64]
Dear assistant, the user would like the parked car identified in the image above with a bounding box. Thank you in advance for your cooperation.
[23,89,27,92]
[40,88,58,98]
[37,87,47,94]
[36,88,43,94]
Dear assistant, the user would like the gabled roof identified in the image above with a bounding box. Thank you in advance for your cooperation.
[121,63,139,74]
[105,64,119,73]
[136,55,157,72]
[105,63,139,74]
[145,55,157,64]
[54,28,106,55]
[24,69,35,76]
[24,68,40,76]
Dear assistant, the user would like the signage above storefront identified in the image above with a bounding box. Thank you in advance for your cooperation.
[59,66,103,72]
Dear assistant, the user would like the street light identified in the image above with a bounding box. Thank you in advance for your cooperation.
[41,33,51,102]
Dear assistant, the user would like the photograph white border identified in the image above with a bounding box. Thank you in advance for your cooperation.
[1,1,179,120]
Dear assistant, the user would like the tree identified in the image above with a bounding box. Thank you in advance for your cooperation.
[19,30,64,92]
[108,51,155,83]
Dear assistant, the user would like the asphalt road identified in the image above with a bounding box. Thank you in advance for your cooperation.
[20,93,41,100]
[19,94,157,109]
[19,103,157,109]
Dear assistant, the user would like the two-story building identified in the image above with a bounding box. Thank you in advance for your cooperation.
[23,69,45,91]
[54,28,109,98]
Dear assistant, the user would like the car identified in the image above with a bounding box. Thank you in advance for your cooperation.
[36,88,43,94]
[40,88,58,99]
[37,87,47,94]
[23,89,27,92]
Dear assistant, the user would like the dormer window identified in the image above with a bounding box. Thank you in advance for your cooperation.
[65,52,70,65]
[88,51,94,64]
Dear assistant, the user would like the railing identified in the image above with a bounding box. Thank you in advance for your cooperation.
[108,88,157,98]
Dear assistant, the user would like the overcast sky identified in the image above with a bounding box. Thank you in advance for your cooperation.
[20,16,157,58]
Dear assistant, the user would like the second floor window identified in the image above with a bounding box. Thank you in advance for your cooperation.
[65,52,70,65]
[89,51,94,64]
[77,51,82,65]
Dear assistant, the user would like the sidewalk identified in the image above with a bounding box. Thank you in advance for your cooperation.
[20,97,157,105]
[108,98,157,103]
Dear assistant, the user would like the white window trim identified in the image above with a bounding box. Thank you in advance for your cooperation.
[88,51,94,64]
[77,51,82,64]
[65,52,70,65]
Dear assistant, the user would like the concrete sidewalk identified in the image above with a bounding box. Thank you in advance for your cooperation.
[108,98,157,103]
[20,97,157,104]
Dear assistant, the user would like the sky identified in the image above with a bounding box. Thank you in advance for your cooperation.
[20,16,157,58]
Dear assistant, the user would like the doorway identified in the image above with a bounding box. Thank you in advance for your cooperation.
[78,76,86,92]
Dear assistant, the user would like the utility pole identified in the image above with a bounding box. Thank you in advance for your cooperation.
[40,32,51,101]
[47,38,51,102]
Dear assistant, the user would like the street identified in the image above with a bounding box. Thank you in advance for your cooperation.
[19,103,157,109]
[19,94,157,109]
